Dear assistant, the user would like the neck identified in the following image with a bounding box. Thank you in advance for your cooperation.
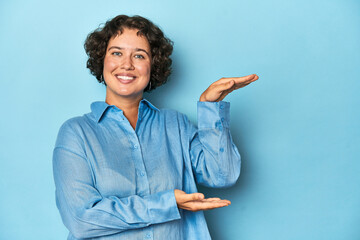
[105,93,143,130]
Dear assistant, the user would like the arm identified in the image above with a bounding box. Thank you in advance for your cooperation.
[53,124,180,239]
[173,102,238,211]
[174,74,258,211]
[190,73,259,187]
[186,101,241,188]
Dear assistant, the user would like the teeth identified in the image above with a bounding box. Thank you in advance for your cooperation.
[117,76,135,80]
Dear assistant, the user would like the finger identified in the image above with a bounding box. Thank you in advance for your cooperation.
[233,74,258,87]
[182,192,205,203]
[232,74,258,83]
[202,198,221,201]
[233,82,251,90]
[234,75,259,84]
[202,199,232,205]
[205,199,231,206]
[193,200,231,210]
[217,80,251,100]
[202,199,231,205]
[215,74,258,93]
[212,80,235,95]
[202,80,235,102]
[233,76,259,90]
[215,74,257,85]
[224,82,237,94]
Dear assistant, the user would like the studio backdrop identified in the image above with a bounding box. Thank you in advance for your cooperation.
[0,0,359,239]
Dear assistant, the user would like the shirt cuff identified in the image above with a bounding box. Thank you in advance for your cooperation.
[145,190,181,224]
[197,101,230,129]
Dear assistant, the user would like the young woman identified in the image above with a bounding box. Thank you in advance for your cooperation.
[53,14,258,240]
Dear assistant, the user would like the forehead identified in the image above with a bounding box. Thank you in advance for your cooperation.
[107,28,150,50]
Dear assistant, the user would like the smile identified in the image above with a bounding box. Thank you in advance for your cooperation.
[116,76,135,80]
[115,74,137,84]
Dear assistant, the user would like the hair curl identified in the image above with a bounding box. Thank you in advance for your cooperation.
[84,15,173,91]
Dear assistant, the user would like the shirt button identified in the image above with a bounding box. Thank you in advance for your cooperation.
[220,147,224,152]
[140,171,145,176]
[221,117,225,122]
[145,233,152,239]
[220,105,224,109]
[215,121,222,131]
[134,144,138,149]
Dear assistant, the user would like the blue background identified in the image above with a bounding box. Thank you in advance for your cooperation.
[0,0,359,239]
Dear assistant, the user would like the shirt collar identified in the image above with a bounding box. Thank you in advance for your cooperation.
[90,101,111,123]
[140,98,159,112]
[90,99,159,123]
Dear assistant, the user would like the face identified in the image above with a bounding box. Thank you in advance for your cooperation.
[103,28,151,103]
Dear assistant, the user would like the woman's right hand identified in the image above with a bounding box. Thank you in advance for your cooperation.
[174,189,231,212]
[199,74,259,102]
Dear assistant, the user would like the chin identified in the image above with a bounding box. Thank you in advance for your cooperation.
[117,89,144,98]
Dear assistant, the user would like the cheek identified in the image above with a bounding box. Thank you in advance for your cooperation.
[138,62,151,76]
[103,57,118,72]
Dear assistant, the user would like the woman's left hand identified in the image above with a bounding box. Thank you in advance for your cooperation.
[199,74,259,102]
[174,189,231,212]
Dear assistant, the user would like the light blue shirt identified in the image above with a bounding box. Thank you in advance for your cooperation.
[53,99,241,240]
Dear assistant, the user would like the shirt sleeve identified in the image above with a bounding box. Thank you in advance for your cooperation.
[52,122,180,239]
[182,101,241,188]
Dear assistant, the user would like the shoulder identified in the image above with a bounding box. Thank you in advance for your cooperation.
[55,115,91,148]
[58,115,89,134]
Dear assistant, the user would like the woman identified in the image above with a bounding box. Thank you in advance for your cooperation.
[53,15,258,240]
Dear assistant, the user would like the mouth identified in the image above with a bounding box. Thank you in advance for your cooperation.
[115,74,136,84]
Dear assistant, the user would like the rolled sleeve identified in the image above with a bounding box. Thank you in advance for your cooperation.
[181,101,240,188]
[197,101,230,129]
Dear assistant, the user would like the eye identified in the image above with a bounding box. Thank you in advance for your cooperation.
[134,54,145,59]
[111,52,122,56]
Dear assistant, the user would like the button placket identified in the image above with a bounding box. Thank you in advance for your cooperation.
[215,121,223,131]
[130,135,150,197]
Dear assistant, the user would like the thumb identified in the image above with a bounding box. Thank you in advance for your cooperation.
[183,192,205,202]
[216,80,235,93]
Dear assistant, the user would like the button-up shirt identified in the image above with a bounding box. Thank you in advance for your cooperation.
[53,99,240,240]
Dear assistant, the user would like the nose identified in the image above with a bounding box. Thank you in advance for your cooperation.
[121,55,135,70]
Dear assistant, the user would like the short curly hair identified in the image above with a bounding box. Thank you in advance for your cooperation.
[84,15,173,92]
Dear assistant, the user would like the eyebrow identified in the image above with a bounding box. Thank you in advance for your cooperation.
[108,46,150,57]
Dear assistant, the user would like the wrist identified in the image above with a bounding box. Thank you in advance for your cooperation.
[199,96,217,102]
[199,95,207,102]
